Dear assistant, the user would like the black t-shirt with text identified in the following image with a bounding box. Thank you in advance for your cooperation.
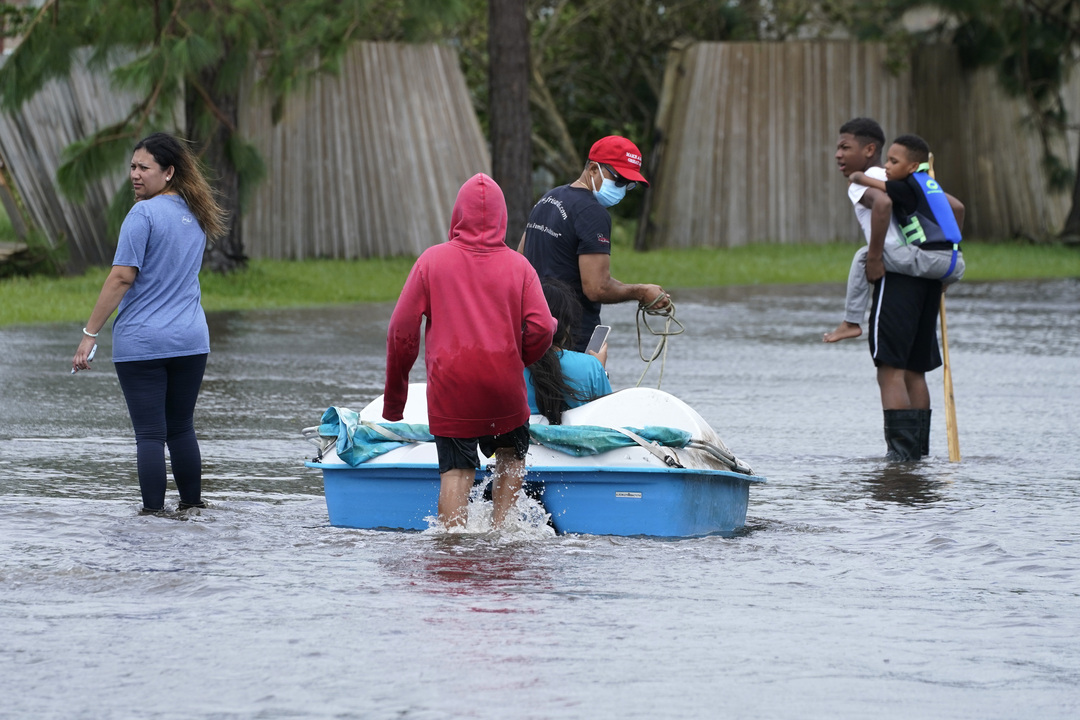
[522,184,612,350]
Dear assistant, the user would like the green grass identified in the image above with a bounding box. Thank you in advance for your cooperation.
[0,204,14,241]
[0,256,417,327]
[2,240,1078,328]
[197,256,417,312]
[614,240,1080,288]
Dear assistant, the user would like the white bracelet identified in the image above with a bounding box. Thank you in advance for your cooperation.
[82,327,99,338]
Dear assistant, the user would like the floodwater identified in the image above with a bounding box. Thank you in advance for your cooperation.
[1,279,1078,719]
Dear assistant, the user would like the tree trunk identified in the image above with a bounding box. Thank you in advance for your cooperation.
[1063,140,1080,244]
[488,0,531,247]
[187,66,246,273]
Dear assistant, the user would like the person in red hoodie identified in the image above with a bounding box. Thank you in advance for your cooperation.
[383,173,556,529]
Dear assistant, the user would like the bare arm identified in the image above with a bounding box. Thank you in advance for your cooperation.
[849,171,886,192]
[72,265,137,371]
[517,231,526,253]
[382,265,428,421]
[946,193,965,232]
[578,253,668,308]
[858,187,892,283]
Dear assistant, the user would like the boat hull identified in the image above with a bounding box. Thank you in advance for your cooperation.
[306,383,763,537]
[309,460,757,537]
[539,466,752,537]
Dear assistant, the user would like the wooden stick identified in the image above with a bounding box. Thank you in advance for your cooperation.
[940,293,961,462]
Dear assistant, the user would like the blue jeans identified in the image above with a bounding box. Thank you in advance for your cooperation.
[114,354,207,510]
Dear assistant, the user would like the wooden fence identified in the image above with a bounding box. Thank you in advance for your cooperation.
[239,42,490,259]
[0,42,489,267]
[0,56,130,269]
[4,40,1079,266]
[911,45,1080,240]
[642,40,1080,248]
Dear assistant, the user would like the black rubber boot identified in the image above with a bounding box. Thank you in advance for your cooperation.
[916,408,932,457]
[883,409,923,462]
[177,501,207,511]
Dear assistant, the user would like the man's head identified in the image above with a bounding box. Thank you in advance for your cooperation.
[836,118,886,177]
[578,136,648,208]
[587,136,649,187]
[885,134,931,181]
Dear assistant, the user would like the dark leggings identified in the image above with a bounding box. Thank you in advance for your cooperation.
[115,354,208,510]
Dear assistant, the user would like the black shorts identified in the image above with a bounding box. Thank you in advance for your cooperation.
[868,272,943,372]
[433,423,531,474]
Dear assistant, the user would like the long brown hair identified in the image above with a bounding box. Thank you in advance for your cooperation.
[134,132,228,240]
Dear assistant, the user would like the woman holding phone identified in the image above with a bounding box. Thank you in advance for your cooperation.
[524,278,612,425]
[72,132,227,514]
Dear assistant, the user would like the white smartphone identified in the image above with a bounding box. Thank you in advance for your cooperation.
[585,325,610,354]
[71,344,97,375]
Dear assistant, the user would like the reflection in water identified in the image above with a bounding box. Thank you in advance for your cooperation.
[383,535,553,603]
[423,540,531,596]
[862,464,944,506]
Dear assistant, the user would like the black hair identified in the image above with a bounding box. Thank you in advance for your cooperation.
[839,117,886,157]
[891,133,931,164]
[528,278,597,425]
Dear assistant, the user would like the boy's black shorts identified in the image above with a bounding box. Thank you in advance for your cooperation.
[433,423,531,474]
[868,272,943,372]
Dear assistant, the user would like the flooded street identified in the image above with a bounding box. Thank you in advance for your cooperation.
[1,279,1078,719]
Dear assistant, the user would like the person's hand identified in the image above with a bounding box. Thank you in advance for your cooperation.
[586,342,608,368]
[72,334,96,373]
[865,255,885,283]
[640,285,669,310]
[848,171,865,185]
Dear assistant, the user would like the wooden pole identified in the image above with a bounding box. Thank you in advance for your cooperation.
[940,293,961,462]
[926,155,960,461]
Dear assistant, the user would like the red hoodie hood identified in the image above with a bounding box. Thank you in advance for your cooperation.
[447,173,507,250]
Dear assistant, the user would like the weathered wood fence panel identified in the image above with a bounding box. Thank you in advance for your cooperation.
[0,42,488,268]
[6,40,1078,265]
[0,58,130,269]
[645,40,1079,248]
[645,42,913,249]
[239,42,491,259]
[912,46,1080,240]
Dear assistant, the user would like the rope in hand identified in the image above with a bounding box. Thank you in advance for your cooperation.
[634,292,684,389]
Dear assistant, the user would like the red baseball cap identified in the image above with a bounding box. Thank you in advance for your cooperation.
[588,136,649,186]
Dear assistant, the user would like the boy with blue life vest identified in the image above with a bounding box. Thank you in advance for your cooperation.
[824,133,965,344]
[829,119,963,462]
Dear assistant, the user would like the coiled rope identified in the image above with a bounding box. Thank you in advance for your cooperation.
[634,293,684,389]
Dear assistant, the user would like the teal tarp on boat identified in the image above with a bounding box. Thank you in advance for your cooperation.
[527,424,690,456]
[319,406,692,468]
[319,407,433,466]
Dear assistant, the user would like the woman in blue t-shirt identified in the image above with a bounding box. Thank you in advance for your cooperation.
[524,278,612,425]
[72,133,227,514]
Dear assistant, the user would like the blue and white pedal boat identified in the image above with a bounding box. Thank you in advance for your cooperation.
[303,383,764,537]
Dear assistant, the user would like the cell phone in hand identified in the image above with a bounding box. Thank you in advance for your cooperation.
[71,344,97,375]
[585,325,610,354]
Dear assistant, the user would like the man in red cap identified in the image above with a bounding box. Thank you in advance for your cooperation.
[519,135,669,352]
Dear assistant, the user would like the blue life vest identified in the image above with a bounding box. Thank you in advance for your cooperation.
[897,164,962,279]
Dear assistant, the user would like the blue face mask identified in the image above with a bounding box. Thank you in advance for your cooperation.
[590,162,627,207]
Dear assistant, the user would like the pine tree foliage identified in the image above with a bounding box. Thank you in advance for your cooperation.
[0,0,467,271]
